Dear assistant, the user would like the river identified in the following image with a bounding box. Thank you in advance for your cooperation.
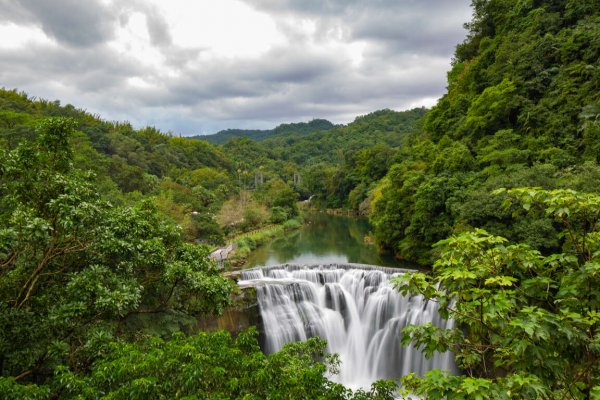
[238,213,457,391]
[242,212,411,268]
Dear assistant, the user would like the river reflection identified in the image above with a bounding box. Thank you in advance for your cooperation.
[243,212,411,268]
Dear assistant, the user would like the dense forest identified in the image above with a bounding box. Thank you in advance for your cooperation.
[365,0,600,265]
[1,0,599,398]
[0,97,399,398]
[193,118,337,144]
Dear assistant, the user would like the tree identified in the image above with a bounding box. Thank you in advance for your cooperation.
[42,329,394,400]
[394,188,600,399]
[0,118,233,384]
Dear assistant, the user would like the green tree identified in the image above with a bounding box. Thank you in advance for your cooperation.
[394,188,600,399]
[1,328,396,399]
[0,118,232,383]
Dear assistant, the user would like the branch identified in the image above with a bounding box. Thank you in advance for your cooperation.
[14,369,32,381]
[14,243,55,307]
[14,237,91,308]
[161,278,180,309]
[17,274,41,308]
[0,252,18,269]
[561,216,584,262]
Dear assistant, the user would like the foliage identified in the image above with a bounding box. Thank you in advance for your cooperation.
[0,88,307,246]
[0,118,233,384]
[195,118,336,144]
[368,0,600,263]
[254,178,300,218]
[1,329,395,400]
[394,188,600,399]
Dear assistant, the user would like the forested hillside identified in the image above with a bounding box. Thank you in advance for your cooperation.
[214,108,426,209]
[0,89,311,244]
[2,0,599,397]
[0,94,396,398]
[380,3,600,398]
[194,118,336,144]
[364,0,600,263]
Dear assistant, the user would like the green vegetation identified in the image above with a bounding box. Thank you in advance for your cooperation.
[2,328,394,400]
[361,0,600,263]
[395,188,600,398]
[0,118,232,394]
[2,0,600,397]
[372,1,600,398]
[194,118,336,144]
[0,116,394,399]
[228,219,303,266]
[0,87,307,246]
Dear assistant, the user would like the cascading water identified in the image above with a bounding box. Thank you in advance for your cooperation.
[238,263,458,389]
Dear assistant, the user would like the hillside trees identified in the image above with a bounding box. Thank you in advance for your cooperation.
[281,109,426,209]
[395,188,600,399]
[0,118,233,383]
[369,0,600,263]
[0,88,311,245]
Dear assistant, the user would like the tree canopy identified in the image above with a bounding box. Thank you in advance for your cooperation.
[395,188,600,399]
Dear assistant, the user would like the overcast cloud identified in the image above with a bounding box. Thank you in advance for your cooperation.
[0,0,472,135]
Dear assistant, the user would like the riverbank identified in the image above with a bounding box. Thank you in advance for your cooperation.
[301,204,361,217]
[220,218,303,268]
[242,212,411,269]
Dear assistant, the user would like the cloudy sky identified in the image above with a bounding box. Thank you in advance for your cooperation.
[0,0,472,135]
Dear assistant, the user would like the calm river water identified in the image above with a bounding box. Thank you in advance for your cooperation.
[242,212,411,268]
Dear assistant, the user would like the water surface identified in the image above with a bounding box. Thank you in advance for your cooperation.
[243,212,411,268]
[239,264,458,389]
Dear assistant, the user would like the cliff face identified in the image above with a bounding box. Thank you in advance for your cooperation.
[196,286,261,336]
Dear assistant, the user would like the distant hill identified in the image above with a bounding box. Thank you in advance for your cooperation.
[261,108,427,165]
[193,118,336,144]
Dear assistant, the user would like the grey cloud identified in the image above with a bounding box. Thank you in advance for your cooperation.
[248,0,470,57]
[0,0,175,49]
[4,0,117,47]
[149,45,347,108]
[150,45,443,128]
[241,48,344,83]
[350,3,470,57]
[0,0,473,135]
[245,0,360,16]
[117,1,173,48]
[145,12,172,47]
[105,45,439,131]
[0,42,142,87]
[0,0,33,24]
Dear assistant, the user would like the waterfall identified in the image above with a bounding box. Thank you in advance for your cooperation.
[238,263,458,389]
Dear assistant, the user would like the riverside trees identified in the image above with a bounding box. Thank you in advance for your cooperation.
[395,188,600,399]
[364,0,600,264]
[0,118,233,393]
[0,118,396,399]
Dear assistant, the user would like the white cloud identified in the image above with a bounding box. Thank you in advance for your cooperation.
[0,22,54,49]
[161,0,284,57]
[0,0,472,134]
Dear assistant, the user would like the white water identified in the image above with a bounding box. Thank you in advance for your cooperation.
[239,263,458,389]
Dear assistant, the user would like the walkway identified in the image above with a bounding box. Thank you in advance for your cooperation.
[210,243,236,268]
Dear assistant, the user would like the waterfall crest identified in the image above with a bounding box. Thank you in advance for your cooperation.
[239,263,458,389]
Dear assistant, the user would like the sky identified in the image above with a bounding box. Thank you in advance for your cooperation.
[0,0,472,135]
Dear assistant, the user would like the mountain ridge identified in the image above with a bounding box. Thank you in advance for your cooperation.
[192,118,336,144]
